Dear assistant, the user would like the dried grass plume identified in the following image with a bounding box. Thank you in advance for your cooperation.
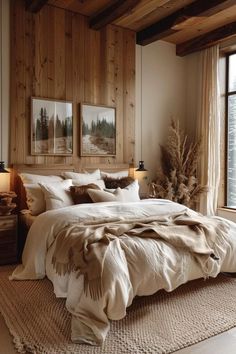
[150,120,207,208]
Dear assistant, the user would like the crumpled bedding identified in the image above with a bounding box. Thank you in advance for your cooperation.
[10,199,236,345]
[51,210,229,302]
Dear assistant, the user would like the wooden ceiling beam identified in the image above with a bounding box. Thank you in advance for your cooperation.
[176,20,236,56]
[25,0,48,13]
[89,0,140,30]
[137,0,236,46]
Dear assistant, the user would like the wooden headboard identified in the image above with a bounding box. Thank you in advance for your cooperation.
[11,163,131,211]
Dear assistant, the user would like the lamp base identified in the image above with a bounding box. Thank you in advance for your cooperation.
[0,161,9,173]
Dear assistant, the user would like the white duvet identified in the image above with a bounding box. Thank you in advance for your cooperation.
[11,199,236,345]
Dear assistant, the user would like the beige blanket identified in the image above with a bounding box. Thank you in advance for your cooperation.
[52,210,229,301]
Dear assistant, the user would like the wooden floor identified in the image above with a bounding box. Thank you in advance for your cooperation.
[1,312,236,354]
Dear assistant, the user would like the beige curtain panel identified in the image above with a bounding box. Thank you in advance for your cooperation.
[197,45,220,216]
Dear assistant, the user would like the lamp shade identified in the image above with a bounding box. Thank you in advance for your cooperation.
[136,160,147,172]
[0,161,9,173]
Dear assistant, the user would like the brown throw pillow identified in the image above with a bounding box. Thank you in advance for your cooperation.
[103,176,134,189]
[70,183,99,204]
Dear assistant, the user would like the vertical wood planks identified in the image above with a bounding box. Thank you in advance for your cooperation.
[47,4,55,100]
[25,9,35,164]
[54,6,65,100]
[114,25,124,163]
[34,5,49,165]
[64,10,73,166]
[10,0,26,163]
[72,12,85,162]
[123,30,136,163]
[10,0,135,166]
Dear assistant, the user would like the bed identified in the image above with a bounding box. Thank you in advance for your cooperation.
[10,165,236,346]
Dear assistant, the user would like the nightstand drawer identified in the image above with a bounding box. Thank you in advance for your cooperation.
[0,215,18,264]
[0,242,17,265]
[0,229,17,244]
[0,216,17,230]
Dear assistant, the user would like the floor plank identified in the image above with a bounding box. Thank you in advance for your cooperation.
[175,328,236,353]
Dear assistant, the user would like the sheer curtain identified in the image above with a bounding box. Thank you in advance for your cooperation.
[197,45,220,216]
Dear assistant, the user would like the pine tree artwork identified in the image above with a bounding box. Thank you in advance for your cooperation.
[31,98,73,155]
[150,120,207,208]
[81,104,116,156]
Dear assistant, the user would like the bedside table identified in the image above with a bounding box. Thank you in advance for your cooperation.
[0,214,18,265]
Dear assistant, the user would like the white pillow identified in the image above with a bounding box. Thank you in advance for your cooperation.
[20,173,63,184]
[115,180,140,202]
[62,169,101,185]
[101,170,129,179]
[88,180,140,203]
[20,174,64,215]
[39,179,73,211]
[125,180,140,200]
[23,184,46,215]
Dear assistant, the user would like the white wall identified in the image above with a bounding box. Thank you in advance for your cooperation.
[0,0,10,165]
[135,41,187,182]
[185,51,201,139]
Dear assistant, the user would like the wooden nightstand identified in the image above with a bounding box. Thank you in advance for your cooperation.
[0,214,18,265]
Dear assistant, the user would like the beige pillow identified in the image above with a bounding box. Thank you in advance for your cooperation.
[101,170,129,179]
[23,184,46,216]
[39,179,73,210]
[20,173,63,184]
[62,169,101,185]
[87,189,118,203]
[20,174,64,215]
[88,180,140,203]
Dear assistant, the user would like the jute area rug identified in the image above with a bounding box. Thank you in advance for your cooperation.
[1,266,236,354]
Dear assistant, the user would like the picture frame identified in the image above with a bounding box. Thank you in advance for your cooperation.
[31,97,73,155]
[80,103,116,156]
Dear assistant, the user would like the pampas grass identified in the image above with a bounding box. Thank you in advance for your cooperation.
[150,120,207,208]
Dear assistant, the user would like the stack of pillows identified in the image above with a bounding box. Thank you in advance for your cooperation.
[20,169,140,216]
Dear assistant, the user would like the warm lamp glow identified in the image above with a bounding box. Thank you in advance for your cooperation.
[134,169,149,197]
[0,172,10,192]
[128,160,135,179]
[134,169,148,181]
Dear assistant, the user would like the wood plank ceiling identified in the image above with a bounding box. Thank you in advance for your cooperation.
[26,0,236,56]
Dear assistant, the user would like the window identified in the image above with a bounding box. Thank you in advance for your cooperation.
[226,52,236,207]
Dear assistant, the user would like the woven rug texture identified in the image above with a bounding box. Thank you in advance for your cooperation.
[0,266,236,354]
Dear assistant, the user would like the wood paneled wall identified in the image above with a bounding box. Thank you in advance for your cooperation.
[10,0,135,167]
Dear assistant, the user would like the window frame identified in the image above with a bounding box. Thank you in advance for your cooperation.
[225,50,236,209]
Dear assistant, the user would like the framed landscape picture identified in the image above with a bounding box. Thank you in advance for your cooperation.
[80,103,116,156]
[31,97,73,155]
